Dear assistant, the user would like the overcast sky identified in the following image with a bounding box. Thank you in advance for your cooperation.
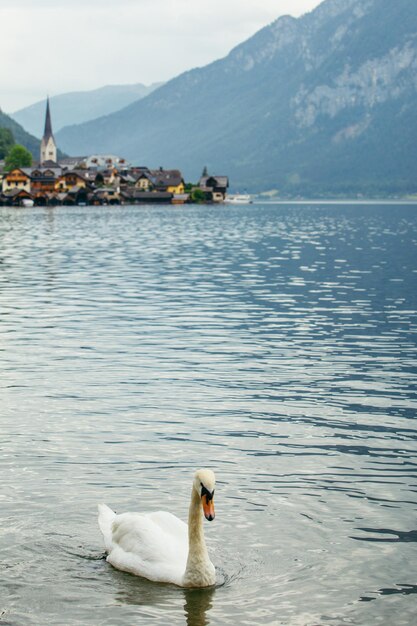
[1,0,322,113]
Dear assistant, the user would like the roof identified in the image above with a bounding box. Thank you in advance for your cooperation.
[199,176,229,188]
[23,166,61,179]
[125,190,173,201]
[2,188,33,198]
[5,168,31,177]
[135,171,153,183]
[59,157,87,169]
[62,170,89,181]
[119,174,136,184]
[93,187,120,195]
[43,97,54,141]
[59,157,85,164]
[147,169,184,188]
[73,169,94,179]
[37,159,60,168]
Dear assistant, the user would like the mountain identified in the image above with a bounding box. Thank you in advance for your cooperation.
[10,83,162,138]
[57,0,417,195]
[0,110,40,158]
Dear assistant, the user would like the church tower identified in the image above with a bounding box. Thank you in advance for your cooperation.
[40,97,57,164]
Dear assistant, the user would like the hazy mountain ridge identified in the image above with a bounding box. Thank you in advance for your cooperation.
[0,110,40,158]
[11,83,162,138]
[57,0,417,194]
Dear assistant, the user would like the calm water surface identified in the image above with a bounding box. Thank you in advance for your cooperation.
[1,202,416,626]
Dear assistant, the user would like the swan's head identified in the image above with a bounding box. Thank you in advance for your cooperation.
[194,469,215,522]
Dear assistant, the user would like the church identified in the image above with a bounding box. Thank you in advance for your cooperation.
[40,97,57,164]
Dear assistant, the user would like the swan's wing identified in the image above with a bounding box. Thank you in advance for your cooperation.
[107,511,188,585]
[147,510,188,539]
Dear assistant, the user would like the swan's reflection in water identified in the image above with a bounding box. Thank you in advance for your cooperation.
[183,587,215,626]
[112,569,216,626]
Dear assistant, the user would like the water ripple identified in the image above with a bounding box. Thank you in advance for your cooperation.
[1,203,417,625]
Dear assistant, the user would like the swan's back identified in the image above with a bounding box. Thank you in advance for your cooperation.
[98,505,189,585]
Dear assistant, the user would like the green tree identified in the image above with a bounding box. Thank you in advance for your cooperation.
[5,144,32,171]
[190,188,207,203]
[0,127,14,159]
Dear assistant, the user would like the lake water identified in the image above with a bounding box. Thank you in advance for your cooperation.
[1,202,416,626]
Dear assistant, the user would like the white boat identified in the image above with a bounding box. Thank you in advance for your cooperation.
[225,193,252,204]
[21,198,34,207]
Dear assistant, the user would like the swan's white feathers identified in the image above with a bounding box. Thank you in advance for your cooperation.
[99,508,189,585]
[194,469,215,494]
[97,503,116,552]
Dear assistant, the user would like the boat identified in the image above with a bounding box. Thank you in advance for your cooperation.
[21,198,34,207]
[225,193,252,204]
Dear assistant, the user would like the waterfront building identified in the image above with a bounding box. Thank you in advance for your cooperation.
[55,170,90,192]
[198,175,229,202]
[134,168,185,194]
[2,168,32,193]
[30,166,61,194]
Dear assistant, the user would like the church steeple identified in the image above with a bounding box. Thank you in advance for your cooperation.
[40,96,57,164]
[43,96,53,141]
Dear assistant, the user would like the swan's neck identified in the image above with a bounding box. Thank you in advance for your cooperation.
[182,487,215,587]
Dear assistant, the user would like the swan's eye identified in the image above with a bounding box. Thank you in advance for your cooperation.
[201,484,214,501]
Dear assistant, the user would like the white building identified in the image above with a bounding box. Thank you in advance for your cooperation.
[83,155,131,170]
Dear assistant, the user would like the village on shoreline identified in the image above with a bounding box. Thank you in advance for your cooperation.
[0,99,229,207]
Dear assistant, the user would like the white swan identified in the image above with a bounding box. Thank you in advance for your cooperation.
[98,469,216,587]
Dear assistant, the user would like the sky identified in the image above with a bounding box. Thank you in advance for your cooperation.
[1,0,322,113]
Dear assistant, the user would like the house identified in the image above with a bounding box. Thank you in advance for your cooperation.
[53,186,89,206]
[2,168,32,193]
[101,168,121,187]
[133,168,185,194]
[55,170,90,191]
[91,187,121,205]
[65,186,89,205]
[134,170,153,191]
[1,188,34,206]
[198,175,229,202]
[118,172,136,188]
[29,167,61,194]
[148,168,185,194]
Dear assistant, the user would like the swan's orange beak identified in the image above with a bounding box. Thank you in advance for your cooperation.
[202,495,215,521]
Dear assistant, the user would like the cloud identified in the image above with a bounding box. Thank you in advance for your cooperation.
[0,0,321,112]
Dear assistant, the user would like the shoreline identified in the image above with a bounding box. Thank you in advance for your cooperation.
[253,198,417,205]
[2,198,417,210]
